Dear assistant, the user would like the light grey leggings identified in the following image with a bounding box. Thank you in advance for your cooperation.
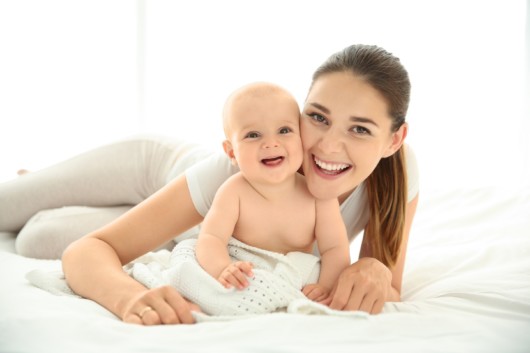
[0,136,212,259]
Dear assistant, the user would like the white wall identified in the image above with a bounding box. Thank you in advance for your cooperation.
[0,0,527,190]
[0,0,139,181]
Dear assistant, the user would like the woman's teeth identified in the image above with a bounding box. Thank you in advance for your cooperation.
[314,157,350,173]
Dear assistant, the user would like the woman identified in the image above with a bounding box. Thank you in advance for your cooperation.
[0,44,419,325]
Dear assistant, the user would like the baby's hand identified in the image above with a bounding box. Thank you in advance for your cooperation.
[302,283,331,304]
[218,261,254,290]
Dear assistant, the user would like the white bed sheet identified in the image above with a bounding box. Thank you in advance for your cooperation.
[1,186,530,353]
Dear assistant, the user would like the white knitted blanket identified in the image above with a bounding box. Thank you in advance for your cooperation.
[131,238,320,316]
[26,238,368,322]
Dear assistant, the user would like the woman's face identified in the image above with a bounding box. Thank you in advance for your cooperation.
[300,71,406,202]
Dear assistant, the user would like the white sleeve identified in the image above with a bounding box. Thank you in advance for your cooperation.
[185,152,239,217]
[405,144,420,202]
[185,146,417,217]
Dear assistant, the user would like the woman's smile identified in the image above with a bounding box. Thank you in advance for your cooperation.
[312,155,351,176]
[299,70,403,201]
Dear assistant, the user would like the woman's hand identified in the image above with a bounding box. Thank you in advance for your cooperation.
[328,257,394,314]
[122,286,201,325]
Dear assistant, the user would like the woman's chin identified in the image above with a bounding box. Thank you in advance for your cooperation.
[304,163,359,201]
[305,178,339,200]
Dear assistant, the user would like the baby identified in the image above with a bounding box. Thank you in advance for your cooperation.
[195,82,350,302]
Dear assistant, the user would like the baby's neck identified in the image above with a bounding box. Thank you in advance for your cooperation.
[245,175,300,202]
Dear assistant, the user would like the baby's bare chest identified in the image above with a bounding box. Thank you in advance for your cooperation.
[234,198,316,253]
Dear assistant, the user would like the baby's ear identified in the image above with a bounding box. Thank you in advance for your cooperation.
[222,140,237,166]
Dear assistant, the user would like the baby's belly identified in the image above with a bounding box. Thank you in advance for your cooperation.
[233,233,314,255]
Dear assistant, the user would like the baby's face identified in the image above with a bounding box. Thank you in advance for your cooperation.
[225,93,302,185]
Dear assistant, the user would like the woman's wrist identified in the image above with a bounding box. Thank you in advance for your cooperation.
[356,256,398,301]
[63,237,146,320]
[387,286,401,302]
[358,257,401,302]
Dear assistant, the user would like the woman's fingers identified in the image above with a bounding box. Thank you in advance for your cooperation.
[139,306,162,325]
[123,312,143,324]
[164,289,198,324]
[371,298,385,314]
[124,286,197,325]
[329,258,391,314]
[357,292,378,314]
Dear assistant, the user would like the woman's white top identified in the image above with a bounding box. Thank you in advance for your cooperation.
[183,145,419,244]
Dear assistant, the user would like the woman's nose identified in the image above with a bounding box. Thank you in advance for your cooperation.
[317,128,342,153]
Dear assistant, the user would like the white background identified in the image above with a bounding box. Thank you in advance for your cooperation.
[0,0,528,190]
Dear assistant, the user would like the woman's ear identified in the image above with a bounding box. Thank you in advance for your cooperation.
[222,140,238,166]
[383,123,408,158]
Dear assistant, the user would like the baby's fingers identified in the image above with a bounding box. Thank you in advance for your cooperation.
[236,261,254,277]
[318,296,332,306]
[220,267,248,289]
[303,284,330,302]
[302,284,316,297]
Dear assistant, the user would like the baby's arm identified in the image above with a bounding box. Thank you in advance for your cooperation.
[303,198,350,302]
[195,175,253,289]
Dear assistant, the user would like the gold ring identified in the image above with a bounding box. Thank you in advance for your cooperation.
[138,306,154,319]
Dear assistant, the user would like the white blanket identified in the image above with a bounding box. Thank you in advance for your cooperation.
[26,238,367,322]
[5,186,530,352]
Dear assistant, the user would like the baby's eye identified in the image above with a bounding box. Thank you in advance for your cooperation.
[245,132,260,139]
[279,127,292,134]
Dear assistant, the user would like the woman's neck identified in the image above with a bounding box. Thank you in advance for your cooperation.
[338,187,356,205]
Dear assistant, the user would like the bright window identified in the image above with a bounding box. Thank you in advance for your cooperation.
[0,0,527,189]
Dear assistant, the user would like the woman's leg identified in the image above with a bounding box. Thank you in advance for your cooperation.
[0,135,209,232]
[15,205,133,259]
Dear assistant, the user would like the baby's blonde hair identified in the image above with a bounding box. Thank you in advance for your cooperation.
[222,82,298,138]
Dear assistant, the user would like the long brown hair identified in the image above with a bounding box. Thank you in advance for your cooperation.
[311,44,411,268]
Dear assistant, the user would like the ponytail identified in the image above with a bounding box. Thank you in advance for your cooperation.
[364,147,407,268]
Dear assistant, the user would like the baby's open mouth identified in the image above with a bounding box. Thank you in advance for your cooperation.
[261,156,284,166]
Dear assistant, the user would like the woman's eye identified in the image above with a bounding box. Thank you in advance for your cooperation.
[279,127,292,134]
[245,132,260,139]
[351,126,371,135]
[307,113,327,124]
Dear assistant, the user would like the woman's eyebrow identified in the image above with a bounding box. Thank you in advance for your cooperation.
[309,102,379,127]
[350,116,379,128]
[308,102,330,114]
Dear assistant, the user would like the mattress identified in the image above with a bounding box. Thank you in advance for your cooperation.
[1,186,529,353]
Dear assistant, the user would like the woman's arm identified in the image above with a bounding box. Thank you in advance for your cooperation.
[329,193,419,313]
[62,174,204,325]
